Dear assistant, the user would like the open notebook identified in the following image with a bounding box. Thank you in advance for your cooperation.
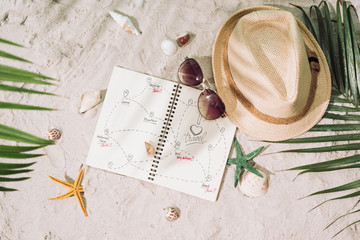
[86,67,236,201]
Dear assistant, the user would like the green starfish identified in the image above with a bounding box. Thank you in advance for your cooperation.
[227,138,264,187]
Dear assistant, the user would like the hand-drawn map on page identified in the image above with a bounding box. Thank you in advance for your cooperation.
[86,67,236,201]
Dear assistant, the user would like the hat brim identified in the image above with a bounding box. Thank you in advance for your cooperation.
[212,6,331,141]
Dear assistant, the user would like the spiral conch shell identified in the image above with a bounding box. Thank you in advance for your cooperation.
[238,169,269,198]
[109,11,141,36]
[79,90,101,113]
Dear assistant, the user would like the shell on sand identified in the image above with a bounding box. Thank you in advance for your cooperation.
[163,207,178,221]
[161,39,177,56]
[79,90,101,113]
[238,169,269,198]
[47,128,61,140]
[109,11,141,36]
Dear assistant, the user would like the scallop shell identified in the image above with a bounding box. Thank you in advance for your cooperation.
[163,207,178,221]
[176,31,190,47]
[48,128,61,140]
[161,39,177,56]
[79,90,101,113]
[144,141,155,157]
[238,169,269,198]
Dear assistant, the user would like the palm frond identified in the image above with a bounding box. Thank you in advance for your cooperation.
[0,50,31,63]
[288,1,360,237]
[0,38,56,192]
[0,101,55,111]
[0,84,56,96]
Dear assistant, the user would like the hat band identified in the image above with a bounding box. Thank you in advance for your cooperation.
[222,16,319,125]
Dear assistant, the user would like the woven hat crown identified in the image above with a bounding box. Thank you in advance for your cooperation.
[228,10,311,118]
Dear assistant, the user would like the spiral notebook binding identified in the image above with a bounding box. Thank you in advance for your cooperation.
[148,84,182,181]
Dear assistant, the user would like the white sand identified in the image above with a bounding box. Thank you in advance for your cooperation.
[1,0,360,239]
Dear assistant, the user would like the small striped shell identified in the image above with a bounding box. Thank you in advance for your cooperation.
[48,128,61,140]
[163,207,178,221]
[238,169,269,198]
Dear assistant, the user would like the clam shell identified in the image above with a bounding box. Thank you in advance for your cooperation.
[163,207,178,221]
[238,169,269,198]
[161,39,177,56]
[176,31,190,47]
[48,128,61,140]
[79,90,101,113]
[144,141,155,157]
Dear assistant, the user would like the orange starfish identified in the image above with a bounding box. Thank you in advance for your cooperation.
[48,165,87,216]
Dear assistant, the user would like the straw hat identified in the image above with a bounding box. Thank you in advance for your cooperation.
[212,6,331,141]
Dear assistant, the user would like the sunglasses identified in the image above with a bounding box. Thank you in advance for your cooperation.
[177,57,225,120]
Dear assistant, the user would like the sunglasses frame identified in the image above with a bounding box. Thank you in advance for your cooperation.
[177,57,226,120]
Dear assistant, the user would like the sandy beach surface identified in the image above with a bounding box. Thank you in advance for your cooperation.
[1,0,360,239]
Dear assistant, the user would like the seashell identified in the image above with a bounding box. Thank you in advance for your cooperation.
[161,39,178,56]
[79,90,101,113]
[144,141,155,157]
[238,169,269,198]
[109,11,141,35]
[48,128,61,140]
[163,207,178,221]
[176,32,191,47]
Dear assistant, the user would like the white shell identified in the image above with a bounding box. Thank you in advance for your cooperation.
[161,39,177,56]
[79,90,101,113]
[109,11,141,35]
[238,169,269,198]
[163,207,178,221]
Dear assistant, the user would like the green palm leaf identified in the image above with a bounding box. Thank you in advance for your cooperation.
[0,162,36,169]
[0,38,55,192]
[0,145,43,152]
[325,208,360,230]
[0,38,23,47]
[297,164,360,175]
[0,65,55,80]
[0,50,31,63]
[0,186,17,191]
[0,169,33,175]
[309,179,360,197]
[289,155,360,170]
[0,177,30,182]
[0,152,43,159]
[324,112,360,121]
[288,1,360,236]
[0,124,53,145]
[343,1,358,105]
[326,104,359,112]
[0,84,56,95]
[320,1,340,87]
[332,220,360,238]
[280,133,360,143]
[348,5,360,95]
[282,143,360,153]
[310,124,360,131]
[336,0,348,93]
[0,72,54,85]
[0,102,55,111]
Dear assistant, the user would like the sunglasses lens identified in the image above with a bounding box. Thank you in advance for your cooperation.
[198,89,225,120]
[178,58,203,86]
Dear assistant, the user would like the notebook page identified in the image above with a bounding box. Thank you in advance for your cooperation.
[86,67,177,181]
[153,84,236,201]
